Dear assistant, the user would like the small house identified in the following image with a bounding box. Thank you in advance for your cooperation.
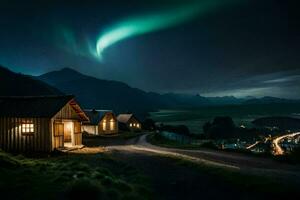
[117,114,141,131]
[0,95,89,152]
[82,109,118,135]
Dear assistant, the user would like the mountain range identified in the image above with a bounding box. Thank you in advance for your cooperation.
[0,66,61,96]
[37,68,246,116]
[1,65,299,118]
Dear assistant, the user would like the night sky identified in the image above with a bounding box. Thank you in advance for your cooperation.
[1,0,299,98]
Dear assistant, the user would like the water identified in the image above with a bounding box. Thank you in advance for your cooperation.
[150,104,300,134]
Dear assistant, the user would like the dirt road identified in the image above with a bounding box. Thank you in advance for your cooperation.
[104,134,300,176]
[82,134,300,200]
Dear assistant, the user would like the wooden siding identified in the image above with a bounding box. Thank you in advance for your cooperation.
[0,117,51,152]
[74,121,82,145]
[127,117,142,130]
[52,121,64,149]
[53,103,81,120]
[98,113,118,134]
[51,103,83,149]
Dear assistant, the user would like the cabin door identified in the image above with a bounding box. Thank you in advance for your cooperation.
[63,121,74,145]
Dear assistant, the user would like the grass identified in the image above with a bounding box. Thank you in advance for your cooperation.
[0,150,152,200]
[174,158,300,198]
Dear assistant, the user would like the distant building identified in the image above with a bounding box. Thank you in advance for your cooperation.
[117,114,141,131]
[0,95,89,152]
[82,109,118,135]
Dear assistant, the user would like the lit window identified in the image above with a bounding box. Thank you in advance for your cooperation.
[22,123,34,133]
[110,119,114,130]
[133,123,136,127]
[137,124,140,128]
[103,120,107,131]
[130,123,132,127]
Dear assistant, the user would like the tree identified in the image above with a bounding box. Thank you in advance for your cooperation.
[203,116,236,139]
[142,118,156,130]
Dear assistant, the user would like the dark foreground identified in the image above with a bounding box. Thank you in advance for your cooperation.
[0,133,300,200]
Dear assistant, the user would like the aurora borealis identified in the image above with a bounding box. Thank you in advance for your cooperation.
[96,0,233,59]
[0,0,299,98]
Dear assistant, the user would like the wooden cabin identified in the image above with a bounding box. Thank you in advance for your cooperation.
[117,114,141,131]
[0,95,89,152]
[82,109,118,135]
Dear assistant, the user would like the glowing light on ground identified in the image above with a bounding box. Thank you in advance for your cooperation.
[272,132,300,155]
[246,141,260,150]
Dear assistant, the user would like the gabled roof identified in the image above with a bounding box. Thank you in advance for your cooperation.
[117,114,140,124]
[0,95,89,121]
[84,109,113,125]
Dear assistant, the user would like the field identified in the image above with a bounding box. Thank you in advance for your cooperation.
[149,103,300,134]
[0,150,151,200]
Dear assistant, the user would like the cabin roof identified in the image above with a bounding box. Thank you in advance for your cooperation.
[0,95,89,121]
[117,114,139,124]
[84,109,113,125]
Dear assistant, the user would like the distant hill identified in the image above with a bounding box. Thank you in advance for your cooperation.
[38,68,225,117]
[243,96,300,104]
[38,68,163,117]
[2,64,299,119]
[0,65,62,96]
[37,67,300,118]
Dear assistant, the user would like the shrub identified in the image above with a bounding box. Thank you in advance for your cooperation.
[203,116,236,139]
[142,119,156,130]
[66,179,103,200]
[0,151,20,168]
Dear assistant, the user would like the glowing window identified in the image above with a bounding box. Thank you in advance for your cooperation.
[110,119,114,130]
[137,124,140,128]
[103,120,107,131]
[130,123,133,127]
[22,123,34,133]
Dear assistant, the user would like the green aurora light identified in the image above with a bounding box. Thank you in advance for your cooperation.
[95,0,238,60]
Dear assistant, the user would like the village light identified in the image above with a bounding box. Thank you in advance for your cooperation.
[21,123,34,133]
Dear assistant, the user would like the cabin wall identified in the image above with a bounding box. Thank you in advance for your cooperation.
[53,103,81,120]
[0,117,51,152]
[127,117,142,130]
[51,103,83,149]
[98,113,118,134]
